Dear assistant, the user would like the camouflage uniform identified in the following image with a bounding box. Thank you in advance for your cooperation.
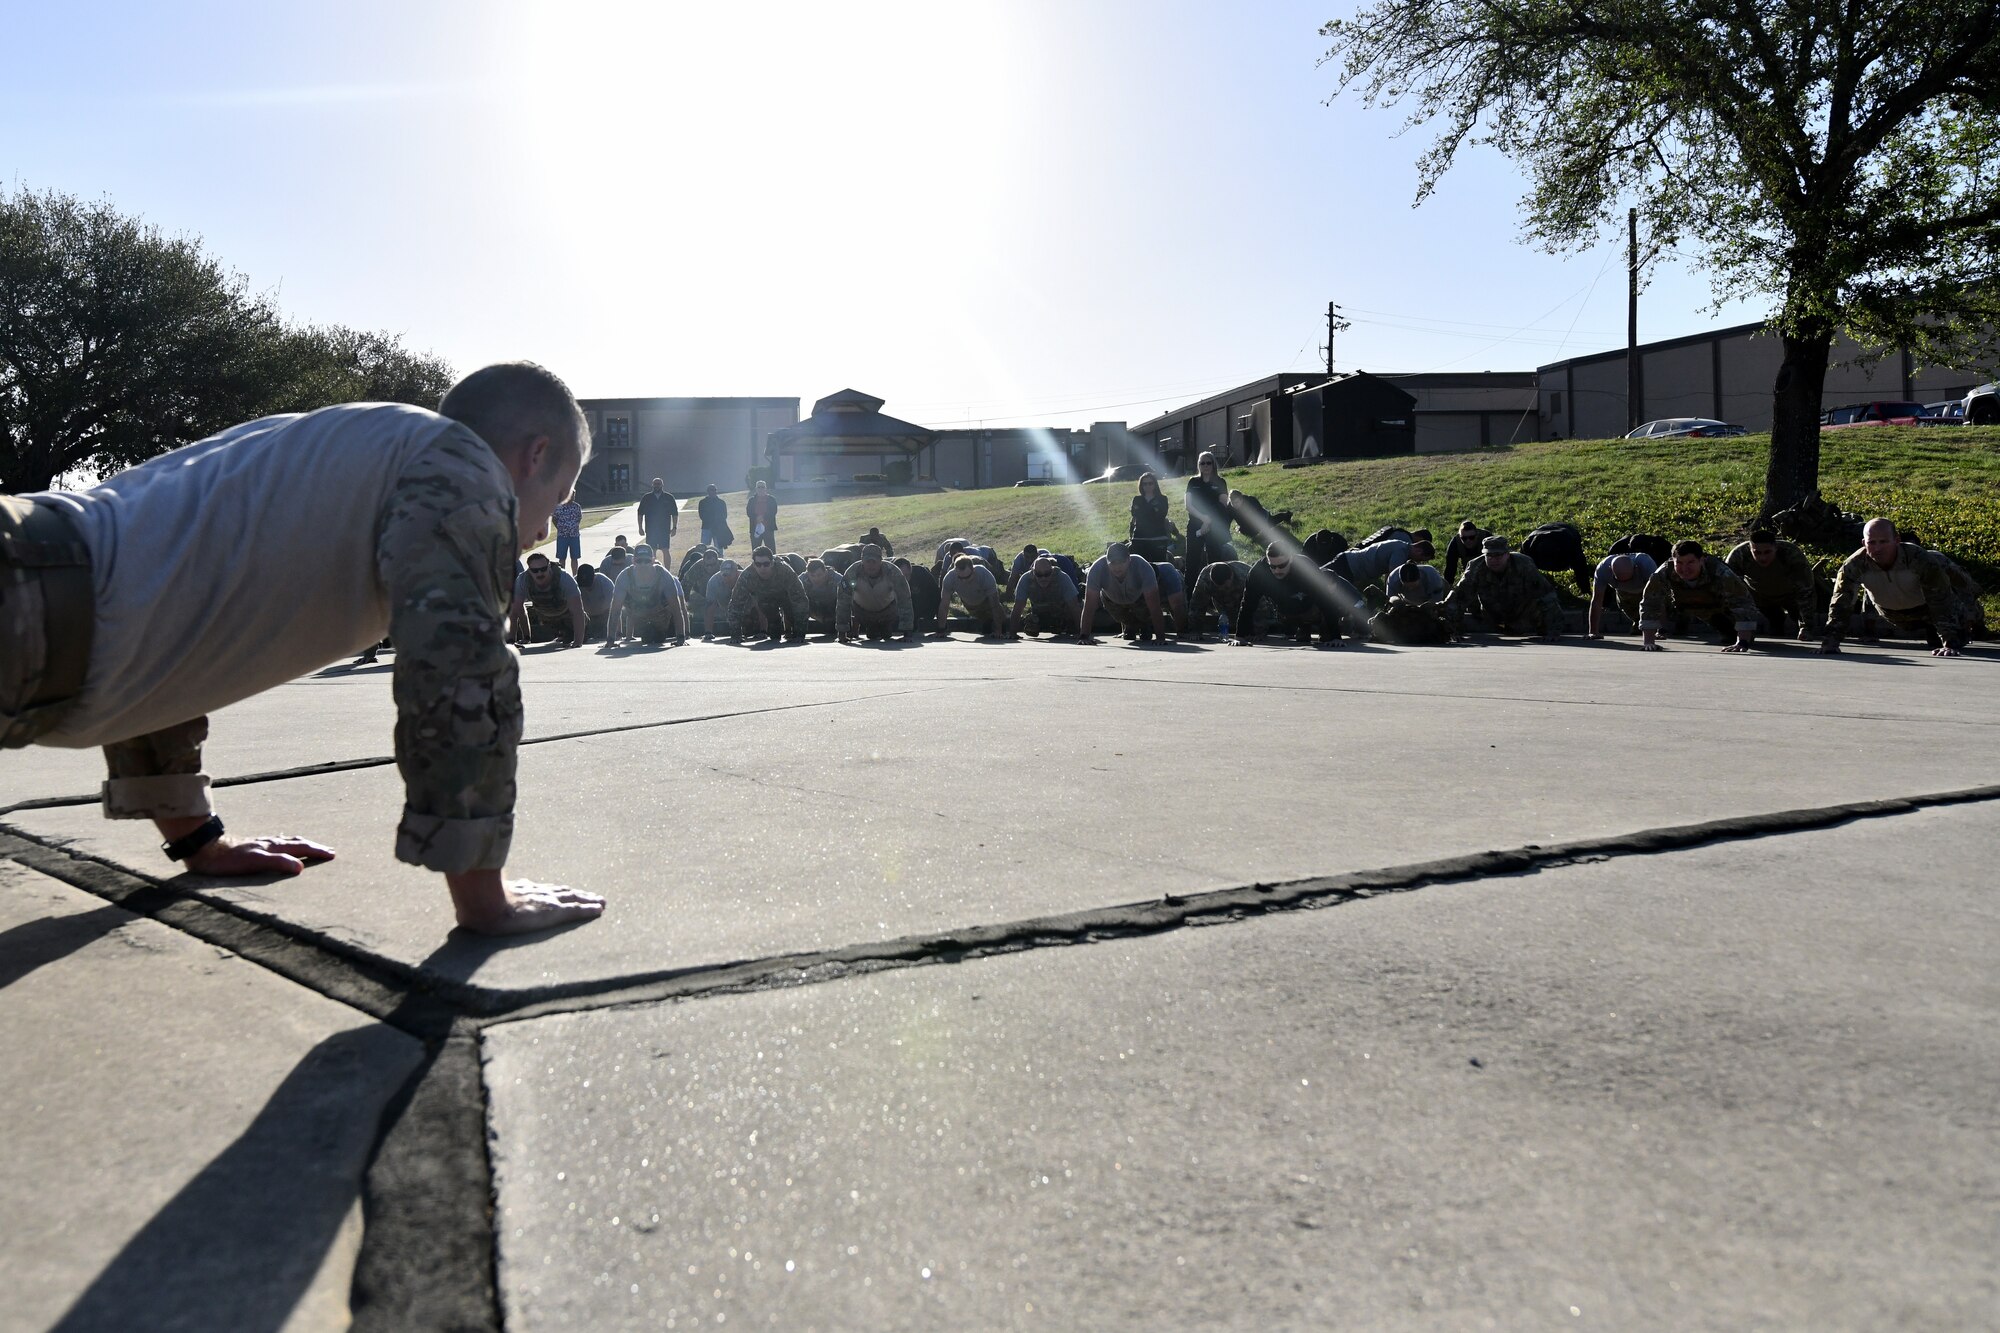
[1188,560,1250,636]
[1637,557,1760,640]
[837,561,914,638]
[1442,553,1564,637]
[1724,539,1820,636]
[1825,544,1969,648]
[1925,549,1989,638]
[682,553,721,628]
[728,558,810,639]
[0,495,94,751]
[801,568,844,632]
[617,566,685,644]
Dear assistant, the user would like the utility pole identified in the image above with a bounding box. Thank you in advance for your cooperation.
[1320,301,1350,378]
[1627,208,1641,432]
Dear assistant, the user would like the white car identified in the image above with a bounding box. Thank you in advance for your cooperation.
[1625,418,1748,439]
[1965,383,1998,426]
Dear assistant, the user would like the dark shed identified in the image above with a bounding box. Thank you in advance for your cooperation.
[1289,372,1417,461]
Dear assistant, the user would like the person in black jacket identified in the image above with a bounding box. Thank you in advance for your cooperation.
[895,557,942,632]
[1128,472,1176,564]
[696,485,732,550]
[1520,521,1594,596]
[1234,544,1354,646]
[1183,451,1233,574]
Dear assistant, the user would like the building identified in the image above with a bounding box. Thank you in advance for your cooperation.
[1135,371,1448,468]
[575,396,799,500]
[1381,371,1541,453]
[1538,323,1994,439]
[921,421,1150,488]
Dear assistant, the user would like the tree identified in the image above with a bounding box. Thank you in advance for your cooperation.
[1322,0,2000,514]
[1,188,454,493]
[263,324,455,417]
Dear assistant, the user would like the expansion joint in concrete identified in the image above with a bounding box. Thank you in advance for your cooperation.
[9,778,2000,1330]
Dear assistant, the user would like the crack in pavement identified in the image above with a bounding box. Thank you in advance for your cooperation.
[10,781,2000,1331]
[1063,673,2000,727]
[0,690,927,817]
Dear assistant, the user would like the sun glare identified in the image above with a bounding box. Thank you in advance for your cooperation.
[488,1,1034,388]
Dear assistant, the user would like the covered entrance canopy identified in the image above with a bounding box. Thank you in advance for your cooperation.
[764,389,934,480]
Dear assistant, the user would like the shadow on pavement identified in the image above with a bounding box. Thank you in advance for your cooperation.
[0,903,130,990]
[50,1019,420,1333]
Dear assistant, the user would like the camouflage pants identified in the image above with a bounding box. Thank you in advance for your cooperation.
[849,606,900,639]
[523,599,575,642]
[1019,599,1078,635]
[1863,603,1969,650]
[1462,594,1561,637]
[1610,589,1643,631]
[1106,598,1154,633]
[2,496,212,819]
[626,601,683,644]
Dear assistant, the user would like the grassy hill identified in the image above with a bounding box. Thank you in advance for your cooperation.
[728,426,2000,606]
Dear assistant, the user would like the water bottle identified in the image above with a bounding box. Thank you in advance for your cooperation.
[1217,612,1230,638]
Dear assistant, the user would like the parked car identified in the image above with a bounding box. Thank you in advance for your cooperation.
[1965,383,1998,426]
[1821,401,1932,427]
[1012,477,1060,487]
[1081,463,1154,484]
[1925,400,1966,422]
[1625,418,1748,439]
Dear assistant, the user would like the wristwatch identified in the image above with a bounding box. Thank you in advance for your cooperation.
[162,815,226,863]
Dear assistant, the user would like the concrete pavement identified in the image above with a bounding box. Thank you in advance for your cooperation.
[2,632,1996,1327]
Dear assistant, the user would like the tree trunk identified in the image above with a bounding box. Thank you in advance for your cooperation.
[1762,324,1833,517]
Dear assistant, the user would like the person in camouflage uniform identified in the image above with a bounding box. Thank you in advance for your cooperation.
[1724,529,1820,639]
[1009,552,1081,637]
[1188,559,1251,638]
[1442,535,1564,640]
[728,546,810,642]
[1,363,605,937]
[609,543,688,645]
[1821,519,1970,656]
[800,558,845,636]
[1900,537,1989,639]
[1638,540,1761,651]
[836,544,915,641]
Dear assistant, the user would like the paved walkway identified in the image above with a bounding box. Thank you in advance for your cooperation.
[4,634,1997,1328]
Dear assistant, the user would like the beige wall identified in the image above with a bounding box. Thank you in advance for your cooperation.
[580,400,799,498]
[1545,326,1997,438]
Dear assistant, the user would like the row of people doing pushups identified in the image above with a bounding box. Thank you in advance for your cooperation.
[507,516,1987,657]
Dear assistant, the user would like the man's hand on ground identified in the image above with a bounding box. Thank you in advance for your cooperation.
[186,834,336,877]
[1933,644,1963,657]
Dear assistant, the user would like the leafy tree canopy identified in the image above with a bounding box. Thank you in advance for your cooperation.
[1322,0,2000,510]
[2,188,452,492]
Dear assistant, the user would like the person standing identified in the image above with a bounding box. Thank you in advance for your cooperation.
[550,490,584,575]
[1183,451,1233,576]
[1128,472,1176,564]
[697,485,732,550]
[636,478,679,561]
[745,479,779,551]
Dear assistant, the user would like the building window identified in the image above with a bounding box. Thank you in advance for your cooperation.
[604,415,631,449]
[608,463,631,492]
[1550,391,1564,415]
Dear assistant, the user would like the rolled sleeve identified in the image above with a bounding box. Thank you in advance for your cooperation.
[102,772,212,820]
[101,714,213,820]
[378,439,522,875]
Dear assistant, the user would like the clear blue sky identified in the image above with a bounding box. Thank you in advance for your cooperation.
[4,0,1759,427]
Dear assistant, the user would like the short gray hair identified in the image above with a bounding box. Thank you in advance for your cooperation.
[438,362,590,465]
